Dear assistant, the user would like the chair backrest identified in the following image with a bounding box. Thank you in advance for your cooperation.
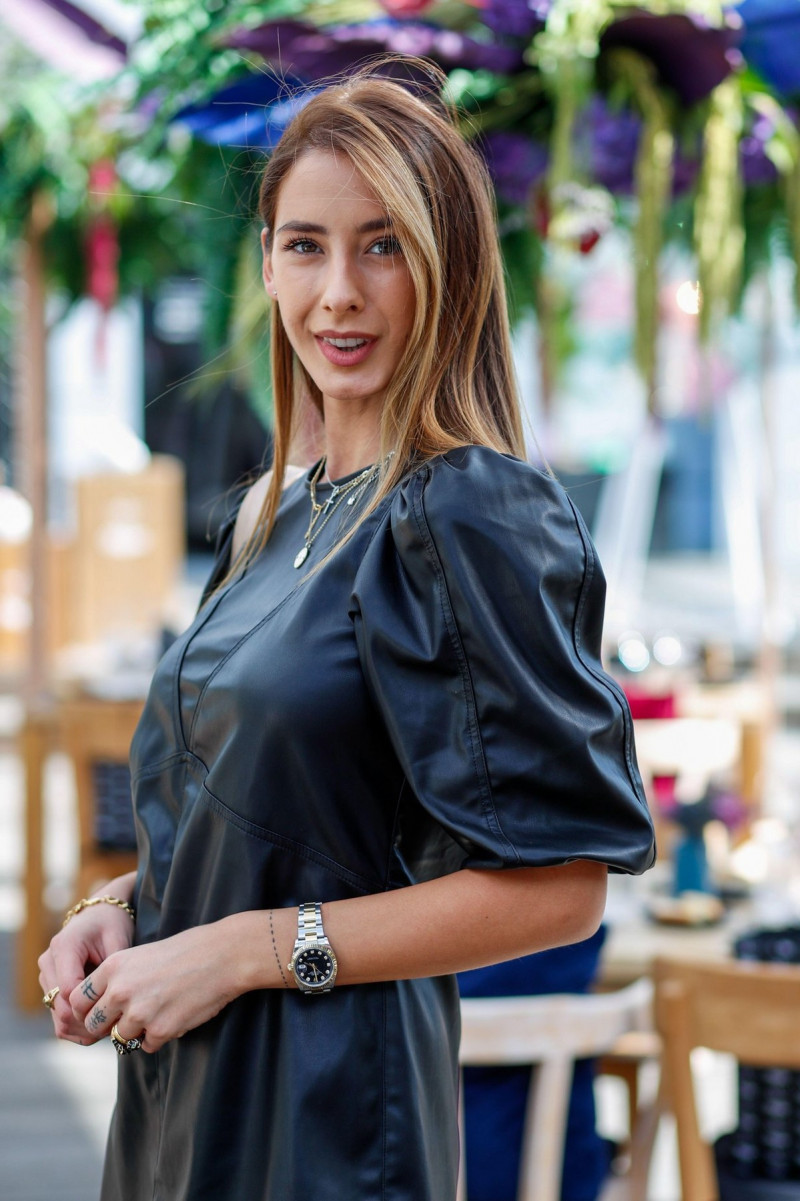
[458,976,653,1201]
[58,697,143,899]
[653,957,800,1201]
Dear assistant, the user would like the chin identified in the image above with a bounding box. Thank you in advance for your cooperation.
[318,378,386,407]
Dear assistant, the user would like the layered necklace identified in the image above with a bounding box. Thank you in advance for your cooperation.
[294,453,393,569]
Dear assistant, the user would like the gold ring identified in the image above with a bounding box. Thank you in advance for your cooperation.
[110,1023,142,1056]
[42,986,60,1009]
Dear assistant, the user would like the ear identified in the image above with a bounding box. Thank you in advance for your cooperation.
[261,228,276,298]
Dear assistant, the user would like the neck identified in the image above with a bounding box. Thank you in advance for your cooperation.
[321,400,382,481]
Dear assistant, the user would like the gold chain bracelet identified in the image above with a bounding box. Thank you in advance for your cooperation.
[62,895,136,929]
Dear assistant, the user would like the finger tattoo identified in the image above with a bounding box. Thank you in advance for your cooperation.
[81,979,99,1000]
[88,1008,107,1031]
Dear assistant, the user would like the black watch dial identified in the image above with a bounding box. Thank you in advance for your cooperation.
[294,946,336,988]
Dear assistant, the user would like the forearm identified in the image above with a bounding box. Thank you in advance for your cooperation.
[63,862,606,1051]
[223,860,607,993]
[90,871,137,904]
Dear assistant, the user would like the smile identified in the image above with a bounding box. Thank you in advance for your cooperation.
[323,336,369,349]
[315,334,377,367]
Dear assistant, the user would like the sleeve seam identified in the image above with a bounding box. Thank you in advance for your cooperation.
[413,469,522,866]
[565,493,650,815]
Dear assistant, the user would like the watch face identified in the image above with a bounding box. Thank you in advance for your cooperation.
[294,946,336,989]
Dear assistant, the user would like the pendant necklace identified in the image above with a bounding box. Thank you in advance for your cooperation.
[293,453,393,569]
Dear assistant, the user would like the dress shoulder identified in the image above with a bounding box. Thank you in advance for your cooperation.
[391,445,594,596]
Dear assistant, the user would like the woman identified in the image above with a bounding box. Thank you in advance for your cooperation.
[40,62,654,1201]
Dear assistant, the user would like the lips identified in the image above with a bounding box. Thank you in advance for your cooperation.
[315,332,377,367]
[322,336,370,349]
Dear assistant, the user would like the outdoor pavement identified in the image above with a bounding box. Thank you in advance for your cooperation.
[0,929,118,1201]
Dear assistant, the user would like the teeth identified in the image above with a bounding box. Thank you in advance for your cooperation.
[323,337,368,349]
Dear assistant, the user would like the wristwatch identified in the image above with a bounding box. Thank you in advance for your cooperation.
[287,902,338,995]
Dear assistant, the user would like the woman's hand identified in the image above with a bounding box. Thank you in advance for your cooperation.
[68,922,246,1053]
[39,888,136,1046]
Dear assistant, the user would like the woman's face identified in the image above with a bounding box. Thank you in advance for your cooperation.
[262,150,416,423]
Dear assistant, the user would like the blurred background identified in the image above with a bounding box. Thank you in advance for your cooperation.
[2,2,800,1199]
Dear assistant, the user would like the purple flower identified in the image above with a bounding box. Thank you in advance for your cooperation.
[739,113,779,186]
[600,12,740,106]
[482,130,548,205]
[582,97,641,195]
[227,18,524,79]
[740,134,779,185]
[579,97,701,197]
[480,0,549,41]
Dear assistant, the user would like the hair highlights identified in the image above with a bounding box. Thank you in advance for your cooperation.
[231,59,525,577]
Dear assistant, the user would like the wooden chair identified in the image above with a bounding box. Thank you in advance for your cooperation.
[58,697,143,901]
[458,976,660,1201]
[653,957,800,1201]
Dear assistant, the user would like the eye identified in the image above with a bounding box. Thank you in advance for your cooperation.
[283,237,319,255]
[368,235,403,256]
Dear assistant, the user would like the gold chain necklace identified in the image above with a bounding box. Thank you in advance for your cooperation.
[294,455,391,569]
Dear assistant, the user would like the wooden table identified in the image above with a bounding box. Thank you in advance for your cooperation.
[601,876,761,988]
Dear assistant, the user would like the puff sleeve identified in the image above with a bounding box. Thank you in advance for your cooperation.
[351,446,655,877]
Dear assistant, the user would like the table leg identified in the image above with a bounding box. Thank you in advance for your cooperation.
[16,713,51,1010]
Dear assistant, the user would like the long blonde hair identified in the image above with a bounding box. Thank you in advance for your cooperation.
[230,59,524,579]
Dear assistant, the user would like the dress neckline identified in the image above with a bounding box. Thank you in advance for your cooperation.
[304,458,380,493]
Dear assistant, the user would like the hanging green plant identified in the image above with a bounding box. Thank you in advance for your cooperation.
[694,77,745,340]
[534,0,615,194]
[745,92,800,309]
[606,48,674,398]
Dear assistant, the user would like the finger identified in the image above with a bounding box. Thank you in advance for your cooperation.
[40,982,60,1010]
[52,942,95,1008]
[37,948,55,993]
[69,970,105,1020]
[111,1021,148,1055]
[38,951,62,1005]
[85,999,118,1038]
[52,1000,104,1044]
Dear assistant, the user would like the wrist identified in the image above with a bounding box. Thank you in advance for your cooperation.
[90,871,136,904]
[63,894,136,929]
[218,910,297,994]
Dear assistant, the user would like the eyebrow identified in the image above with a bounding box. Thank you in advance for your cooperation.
[275,217,394,236]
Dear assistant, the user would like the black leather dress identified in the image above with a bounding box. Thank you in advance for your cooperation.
[100,445,655,1201]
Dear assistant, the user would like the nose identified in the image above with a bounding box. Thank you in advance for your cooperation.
[321,252,364,313]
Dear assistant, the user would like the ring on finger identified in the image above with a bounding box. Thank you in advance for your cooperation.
[110,1023,143,1056]
[42,985,60,1009]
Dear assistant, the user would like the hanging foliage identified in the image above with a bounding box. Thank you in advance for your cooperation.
[606,48,674,395]
[3,0,800,405]
[694,77,745,339]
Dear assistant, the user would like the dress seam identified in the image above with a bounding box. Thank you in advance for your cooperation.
[564,494,653,854]
[189,489,400,753]
[188,587,299,750]
[413,468,520,865]
[199,784,379,893]
[172,581,237,753]
[131,750,199,787]
[382,776,409,890]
